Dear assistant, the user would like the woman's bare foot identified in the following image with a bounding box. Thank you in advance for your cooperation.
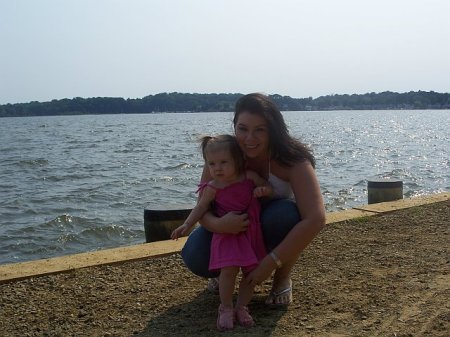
[265,278,293,305]
[207,277,219,294]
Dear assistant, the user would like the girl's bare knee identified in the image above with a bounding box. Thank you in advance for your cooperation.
[220,266,239,278]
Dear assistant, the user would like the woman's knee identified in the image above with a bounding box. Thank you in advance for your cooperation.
[181,226,220,278]
[261,199,301,251]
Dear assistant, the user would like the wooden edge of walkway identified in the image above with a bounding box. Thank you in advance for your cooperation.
[1,192,448,284]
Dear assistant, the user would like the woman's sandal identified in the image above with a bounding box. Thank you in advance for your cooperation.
[235,306,255,328]
[207,277,219,294]
[217,304,235,331]
[265,280,293,306]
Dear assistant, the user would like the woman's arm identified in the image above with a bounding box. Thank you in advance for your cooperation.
[197,165,250,234]
[272,161,326,259]
[244,161,326,285]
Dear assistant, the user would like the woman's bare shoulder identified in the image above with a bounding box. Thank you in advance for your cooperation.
[287,160,315,181]
[271,160,311,182]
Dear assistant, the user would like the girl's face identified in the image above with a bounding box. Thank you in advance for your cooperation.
[234,111,270,159]
[206,149,238,184]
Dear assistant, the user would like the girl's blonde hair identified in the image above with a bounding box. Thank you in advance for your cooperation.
[200,135,245,174]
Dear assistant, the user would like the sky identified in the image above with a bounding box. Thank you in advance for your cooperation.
[1,0,449,104]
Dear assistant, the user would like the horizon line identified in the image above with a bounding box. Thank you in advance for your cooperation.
[2,89,448,106]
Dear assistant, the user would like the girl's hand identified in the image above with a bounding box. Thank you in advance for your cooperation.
[171,223,190,240]
[242,255,276,286]
[218,212,249,234]
[253,186,272,198]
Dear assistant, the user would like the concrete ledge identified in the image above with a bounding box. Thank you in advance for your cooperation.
[1,192,448,284]
[352,192,449,213]
[325,208,376,224]
[0,238,187,284]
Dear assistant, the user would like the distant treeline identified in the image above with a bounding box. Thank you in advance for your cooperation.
[1,91,449,117]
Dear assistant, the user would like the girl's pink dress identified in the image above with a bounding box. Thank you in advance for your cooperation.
[199,178,267,274]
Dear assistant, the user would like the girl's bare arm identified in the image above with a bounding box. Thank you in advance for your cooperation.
[246,170,273,198]
[171,186,216,239]
[184,185,216,227]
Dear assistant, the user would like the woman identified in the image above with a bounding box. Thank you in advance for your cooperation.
[181,93,326,305]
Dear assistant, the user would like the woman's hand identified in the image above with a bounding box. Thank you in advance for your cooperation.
[217,212,249,234]
[242,255,277,286]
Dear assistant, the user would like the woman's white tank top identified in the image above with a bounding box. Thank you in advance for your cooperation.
[268,162,293,199]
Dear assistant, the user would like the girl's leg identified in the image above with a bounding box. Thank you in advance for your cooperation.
[236,274,255,308]
[235,274,256,327]
[219,266,239,307]
[217,266,239,331]
[261,199,301,305]
[181,226,220,278]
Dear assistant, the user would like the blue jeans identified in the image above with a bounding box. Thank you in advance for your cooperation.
[181,199,301,278]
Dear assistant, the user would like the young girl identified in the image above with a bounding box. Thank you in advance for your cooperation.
[171,134,272,331]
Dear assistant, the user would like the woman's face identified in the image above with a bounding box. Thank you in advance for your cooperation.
[234,111,270,159]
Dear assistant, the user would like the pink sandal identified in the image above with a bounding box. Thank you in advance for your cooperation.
[235,306,255,328]
[217,304,235,331]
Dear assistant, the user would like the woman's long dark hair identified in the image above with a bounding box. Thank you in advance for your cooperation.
[234,93,316,168]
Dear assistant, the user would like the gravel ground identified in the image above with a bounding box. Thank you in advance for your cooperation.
[1,200,449,337]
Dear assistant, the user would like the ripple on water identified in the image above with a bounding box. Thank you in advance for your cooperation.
[17,158,49,167]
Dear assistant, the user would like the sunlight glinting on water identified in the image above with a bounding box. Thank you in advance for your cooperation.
[0,110,448,263]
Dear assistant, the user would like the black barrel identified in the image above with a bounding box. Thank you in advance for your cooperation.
[143,207,193,242]
[367,180,403,204]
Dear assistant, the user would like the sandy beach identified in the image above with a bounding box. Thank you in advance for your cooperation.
[1,200,449,336]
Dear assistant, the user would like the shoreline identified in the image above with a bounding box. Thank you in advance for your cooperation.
[1,192,448,284]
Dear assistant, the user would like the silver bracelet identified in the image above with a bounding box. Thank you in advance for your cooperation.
[269,251,282,268]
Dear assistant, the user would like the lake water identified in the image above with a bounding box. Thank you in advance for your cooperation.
[0,110,448,264]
